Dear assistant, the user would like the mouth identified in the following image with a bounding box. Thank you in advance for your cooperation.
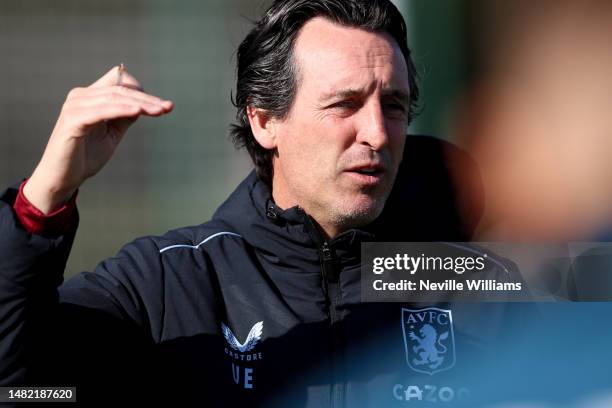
[352,168,382,175]
[344,164,386,185]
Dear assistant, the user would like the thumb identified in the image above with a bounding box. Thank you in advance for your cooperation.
[90,64,144,91]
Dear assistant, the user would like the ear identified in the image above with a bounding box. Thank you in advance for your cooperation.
[247,105,279,149]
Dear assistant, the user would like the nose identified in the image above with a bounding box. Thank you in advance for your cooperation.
[355,99,389,151]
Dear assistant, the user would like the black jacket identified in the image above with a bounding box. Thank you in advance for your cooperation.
[0,136,526,407]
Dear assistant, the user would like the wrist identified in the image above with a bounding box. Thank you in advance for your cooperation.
[23,172,78,215]
[15,179,79,237]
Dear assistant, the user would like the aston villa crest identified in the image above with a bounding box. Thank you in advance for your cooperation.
[401,307,456,375]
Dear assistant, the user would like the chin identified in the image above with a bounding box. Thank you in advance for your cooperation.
[334,195,387,228]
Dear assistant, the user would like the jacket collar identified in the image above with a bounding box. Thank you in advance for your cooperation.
[212,171,373,267]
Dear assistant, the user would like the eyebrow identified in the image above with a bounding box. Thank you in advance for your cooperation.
[320,88,410,107]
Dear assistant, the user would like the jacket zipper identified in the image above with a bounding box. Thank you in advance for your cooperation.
[320,241,344,408]
[298,207,346,408]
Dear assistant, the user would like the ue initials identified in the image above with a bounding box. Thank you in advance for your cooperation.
[232,363,254,389]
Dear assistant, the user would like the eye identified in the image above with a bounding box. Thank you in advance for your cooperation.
[385,102,406,112]
[330,100,359,110]
[383,101,408,119]
[324,99,361,118]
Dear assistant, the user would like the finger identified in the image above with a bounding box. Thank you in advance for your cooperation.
[74,86,173,110]
[75,104,140,128]
[74,103,169,129]
[71,93,172,115]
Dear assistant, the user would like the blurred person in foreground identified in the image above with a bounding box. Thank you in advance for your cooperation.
[455,0,612,242]
[449,0,612,305]
[0,0,521,406]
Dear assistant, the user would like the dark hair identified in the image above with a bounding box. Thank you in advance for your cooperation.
[230,0,419,185]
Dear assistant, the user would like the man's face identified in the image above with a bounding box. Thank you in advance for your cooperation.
[270,17,410,238]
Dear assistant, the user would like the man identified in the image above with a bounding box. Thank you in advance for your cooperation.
[0,0,514,406]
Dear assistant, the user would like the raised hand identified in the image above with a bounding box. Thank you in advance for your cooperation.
[23,65,173,214]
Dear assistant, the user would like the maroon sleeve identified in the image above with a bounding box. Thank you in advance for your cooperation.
[12,179,78,237]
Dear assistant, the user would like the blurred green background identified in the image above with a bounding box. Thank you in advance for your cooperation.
[0,0,469,277]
